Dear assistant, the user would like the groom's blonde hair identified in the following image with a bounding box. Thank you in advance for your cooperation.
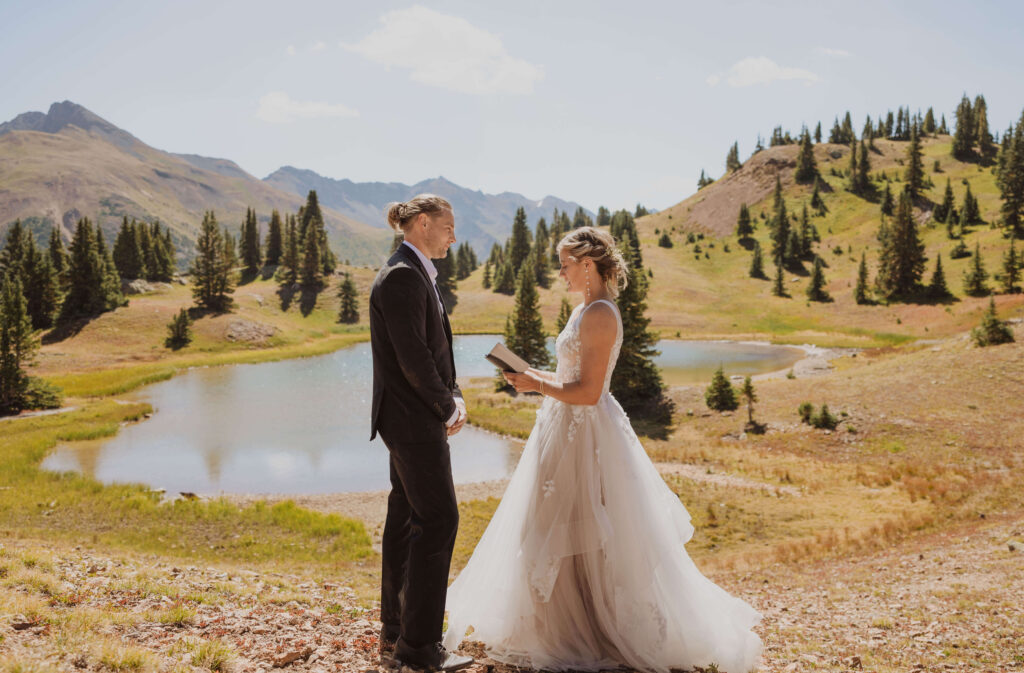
[386,194,453,232]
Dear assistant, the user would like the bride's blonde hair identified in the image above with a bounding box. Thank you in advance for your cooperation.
[557,226,629,298]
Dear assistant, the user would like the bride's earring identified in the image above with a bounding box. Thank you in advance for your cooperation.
[585,265,591,303]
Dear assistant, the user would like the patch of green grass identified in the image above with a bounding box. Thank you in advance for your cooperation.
[172,639,233,671]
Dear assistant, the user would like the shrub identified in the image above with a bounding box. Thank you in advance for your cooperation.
[811,404,838,430]
[971,298,1015,347]
[705,366,739,411]
[165,309,193,350]
[797,402,814,423]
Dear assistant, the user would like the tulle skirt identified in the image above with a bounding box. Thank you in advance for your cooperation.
[443,393,762,673]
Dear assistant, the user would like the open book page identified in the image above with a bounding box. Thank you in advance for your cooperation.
[485,342,530,373]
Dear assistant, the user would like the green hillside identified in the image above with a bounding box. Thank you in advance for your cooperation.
[450,135,1024,347]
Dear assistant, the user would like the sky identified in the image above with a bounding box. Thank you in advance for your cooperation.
[3,0,1024,212]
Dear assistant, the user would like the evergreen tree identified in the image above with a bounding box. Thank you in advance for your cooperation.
[504,260,550,370]
[961,182,981,225]
[935,178,955,223]
[574,207,594,228]
[112,217,147,280]
[222,226,237,272]
[596,207,611,228]
[48,227,69,288]
[794,128,818,184]
[507,207,532,276]
[904,126,925,199]
[927,254,952,300]
[337,272,359,323]
[165,308,193,350]
[814,121,822,143]
[876,190,927,299]
[855,252,870,304]
[697,169,713,189]
[493,261,516,295]
[974,94,993,157]
[265,209,283,266]
[841,111,855,144]
[828,117,842,143]
[726,141,741,172]
[740,376,761,431]
[799,204,814,257]
[845,139,859,192]
[657,232,673,248]
[971,298,1014,346]
[770,193,790,263]
[771,259,787,297]
[855,139,871,195]
[482,261,492,289]
[1000,237,1021,294]
[556,296,573,333]
[59,218,124,321]
[810,176,827,215]
[962,241,990,297]
[240,207,262,276]
[806,256,830,301]
[997,109,1024,238]
[276,215,299,285]
[938,114,949,135]
[21,241,59,330]
[434,251,456,312]
[924,107,936,134]
[612,230,671,424]
[145,223,174,282]
[749,240,766,279]
[952,93,975,159]
[0,273,39,414]
[880,182,895,216]
[704,365,738,412]
[533,221,551,288]
[190,211,234,312]
[736,203,753,239]
[299,216,324,287]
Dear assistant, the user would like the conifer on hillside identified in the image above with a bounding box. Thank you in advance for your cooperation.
[961,182,981,226]
[265,209,283,266]
[0,273,39,414]
[810,177,827,215]
[726,141,741,173]
[935,178,955,223]
[794,128,818,184]
[1000,238,1021,294]
[435,252,456,313]
[875,190,926,300]
[275,215,299,285]
[337,272,359,324]
[596,207,611,228]
[112,217,147,280]
[880,182,894,216]
[997,109,1024,238]
[772,259,787,297]
[953,94,975,159]
[612,216,672,425]
[749,240,766,279]
[735,203,753,240]
[974,94,993,157]
[855,139,872,195]
[971,297,1014,346]
[924,107,936,134]
[938,114,949,135]
[48,227,69,288]
[814,121,822,144]
[482,261,491,289]
[240,207,262,276]
[299,216,323,287]
[164,308,192,350]
[962,241,990,297]
[507,207,532,277]
[927,254,952,300]
[704,365,738,412]
[59,217,125,321]
[556,296,572,333]
[697,169,713,189]
[493,260,515,295]
[533,221,551,288]
[2,221,59,329]
[855,252,871,304]
[904,127,925,200]
[190,211,234,312]
[806,256,831,302]
[504,260,549,371]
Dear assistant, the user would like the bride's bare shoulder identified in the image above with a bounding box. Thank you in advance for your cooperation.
[579,301,618,336]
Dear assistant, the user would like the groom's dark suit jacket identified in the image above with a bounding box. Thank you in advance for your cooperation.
[370,243,461,444]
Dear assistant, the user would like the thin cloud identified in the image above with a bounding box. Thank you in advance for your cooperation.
[342,5,544,95]
[256,92,359,124]
[311,41,327,52]
[817,47,852,57]
[286,45,296,56]
[706,57,819,87]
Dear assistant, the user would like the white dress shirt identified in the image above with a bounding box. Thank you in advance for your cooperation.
[402,241,461,427]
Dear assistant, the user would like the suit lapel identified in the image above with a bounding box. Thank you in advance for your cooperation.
[395,244,454,349]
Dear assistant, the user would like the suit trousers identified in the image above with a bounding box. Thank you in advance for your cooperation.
[379,431,460,648]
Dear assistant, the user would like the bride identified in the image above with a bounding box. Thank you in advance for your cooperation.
[442,227,762,672]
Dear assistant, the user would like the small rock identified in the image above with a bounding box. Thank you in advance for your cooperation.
[1008,539,1023,552]
[274,646,314,667]
[846,654,862,669]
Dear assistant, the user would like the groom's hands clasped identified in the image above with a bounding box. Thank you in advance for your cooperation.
[448,397,468,436]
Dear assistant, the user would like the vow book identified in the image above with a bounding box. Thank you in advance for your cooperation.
[486,343,530,373]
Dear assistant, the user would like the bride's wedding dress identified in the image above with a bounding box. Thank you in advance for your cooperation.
[443,299,762,673]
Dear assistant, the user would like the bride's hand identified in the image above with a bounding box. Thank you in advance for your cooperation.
[503,371,541,394]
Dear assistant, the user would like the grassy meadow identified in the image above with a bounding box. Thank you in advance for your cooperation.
[2,134,1024,670]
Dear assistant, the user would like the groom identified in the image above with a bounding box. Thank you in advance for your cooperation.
[369,195,473,672]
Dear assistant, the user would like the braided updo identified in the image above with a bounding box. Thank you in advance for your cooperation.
[557,226,629,298]
[385,194,453,232]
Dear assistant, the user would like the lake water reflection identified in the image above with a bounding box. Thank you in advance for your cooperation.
[42,336,803,495]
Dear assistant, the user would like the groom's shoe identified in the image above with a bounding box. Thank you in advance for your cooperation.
[378,626,399,663]
[389,641,474,673]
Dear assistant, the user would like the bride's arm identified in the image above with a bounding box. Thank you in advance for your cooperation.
[528,367,557,382]
[506,304,616,406]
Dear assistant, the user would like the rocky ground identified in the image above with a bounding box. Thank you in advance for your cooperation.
[3,513,1020,672]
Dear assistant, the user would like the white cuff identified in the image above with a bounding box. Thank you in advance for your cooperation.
[446,408,460,427]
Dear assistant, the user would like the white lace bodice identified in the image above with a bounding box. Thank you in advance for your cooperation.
[554,299,623,396]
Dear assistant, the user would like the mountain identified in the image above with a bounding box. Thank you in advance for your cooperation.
[0,101,391,265]
[264,166,593,256]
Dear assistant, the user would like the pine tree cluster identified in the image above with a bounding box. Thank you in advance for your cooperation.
[112,217,176,282]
